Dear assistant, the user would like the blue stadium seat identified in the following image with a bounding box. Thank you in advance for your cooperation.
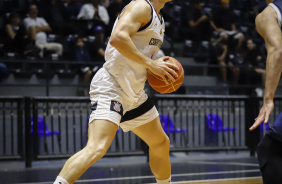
[159,114,187,134]
[31,116,60,153]
[31,116,59,136]
[205,113,236,146]
[206,113,236,132]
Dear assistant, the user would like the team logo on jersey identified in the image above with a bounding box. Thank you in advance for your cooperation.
[110,101,123,116]
[149,38,163,48]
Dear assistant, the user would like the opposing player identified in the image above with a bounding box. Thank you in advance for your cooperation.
[249,1,282,183]
[249,0,282,130]
[53,0,178,184]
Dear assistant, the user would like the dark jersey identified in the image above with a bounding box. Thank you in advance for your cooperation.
[267,112,282,143]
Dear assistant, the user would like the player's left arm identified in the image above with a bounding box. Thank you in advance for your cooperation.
[250,7,282,130]
[109,0,178,84]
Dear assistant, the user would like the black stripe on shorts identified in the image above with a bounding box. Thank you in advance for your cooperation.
[120,97,155,123]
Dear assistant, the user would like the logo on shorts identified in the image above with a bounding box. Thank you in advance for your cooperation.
[110,101,123,116]
[114,102,121,112]
[91,102,98,111]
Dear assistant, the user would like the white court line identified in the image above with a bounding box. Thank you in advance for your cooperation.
[185,160,259,167]
[16,169,260,184]
[156,176,262,184]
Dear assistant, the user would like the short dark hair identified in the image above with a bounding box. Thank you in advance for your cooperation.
[9,12,20,22]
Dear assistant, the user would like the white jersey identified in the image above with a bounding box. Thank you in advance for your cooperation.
[103,0,165,102]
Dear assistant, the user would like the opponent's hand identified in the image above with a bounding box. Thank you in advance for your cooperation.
[249,99,274,131]
[148,56,179,85]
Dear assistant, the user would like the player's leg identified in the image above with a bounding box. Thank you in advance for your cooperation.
[54,119,118,184]
[132,117,171,183]
[257,134,282,184]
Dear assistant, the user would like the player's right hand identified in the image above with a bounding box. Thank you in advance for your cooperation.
[148,56,179,85]
[249,99,274,131]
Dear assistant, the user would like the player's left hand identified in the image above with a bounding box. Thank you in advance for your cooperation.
[249,99,274,131]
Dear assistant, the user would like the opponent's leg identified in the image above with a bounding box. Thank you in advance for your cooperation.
[54,119,118,184]
[132,117,171,183]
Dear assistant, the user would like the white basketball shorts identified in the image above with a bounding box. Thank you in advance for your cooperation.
[88,68,159,132]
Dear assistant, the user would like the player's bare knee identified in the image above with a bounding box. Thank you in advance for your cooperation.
[150,135,170,155]
[85,145,107,162]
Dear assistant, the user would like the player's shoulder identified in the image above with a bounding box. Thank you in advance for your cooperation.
[120,0,152,22]
[127,0,152,14]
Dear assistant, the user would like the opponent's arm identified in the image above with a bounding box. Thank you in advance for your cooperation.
[250,7,282,130]
[109,0,178,84]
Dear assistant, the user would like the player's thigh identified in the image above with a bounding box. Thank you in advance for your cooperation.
[132,117,169,146]
[87,119,118,149]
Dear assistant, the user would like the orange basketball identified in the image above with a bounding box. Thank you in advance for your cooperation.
[147,56,184,93]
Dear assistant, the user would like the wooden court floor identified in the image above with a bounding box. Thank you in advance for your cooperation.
[174,177,263,184]
[0,152,262,184]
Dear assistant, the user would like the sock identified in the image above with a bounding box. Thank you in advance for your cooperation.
[53,176,69,184]
[156,176,171,184]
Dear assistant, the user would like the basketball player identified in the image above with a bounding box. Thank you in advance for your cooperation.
[53,0,178,184]
[249,0,282,131]
[249,1,282,183]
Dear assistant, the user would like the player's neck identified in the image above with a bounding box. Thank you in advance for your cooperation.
[150,0,165,14]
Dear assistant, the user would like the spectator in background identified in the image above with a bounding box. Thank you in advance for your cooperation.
[0,63,9,81]
[63,0,83,20]
[37,0,78,36]
[89,25,107,62]
[73,36,95,94]
[107,0,125,36]
[74,36,91,62]
[209,39,240,86]
[253,0,268,16]
[210,0,244,51]
[4,12,39,57]
[101,0,110,7]
[228,49,243,86]
[24,4,63,58]
[244,39,266,91]
[77,0,110,34]
[180,0,212,42]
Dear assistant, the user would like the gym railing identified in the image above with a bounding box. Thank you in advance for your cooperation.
[0,95,279,167]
